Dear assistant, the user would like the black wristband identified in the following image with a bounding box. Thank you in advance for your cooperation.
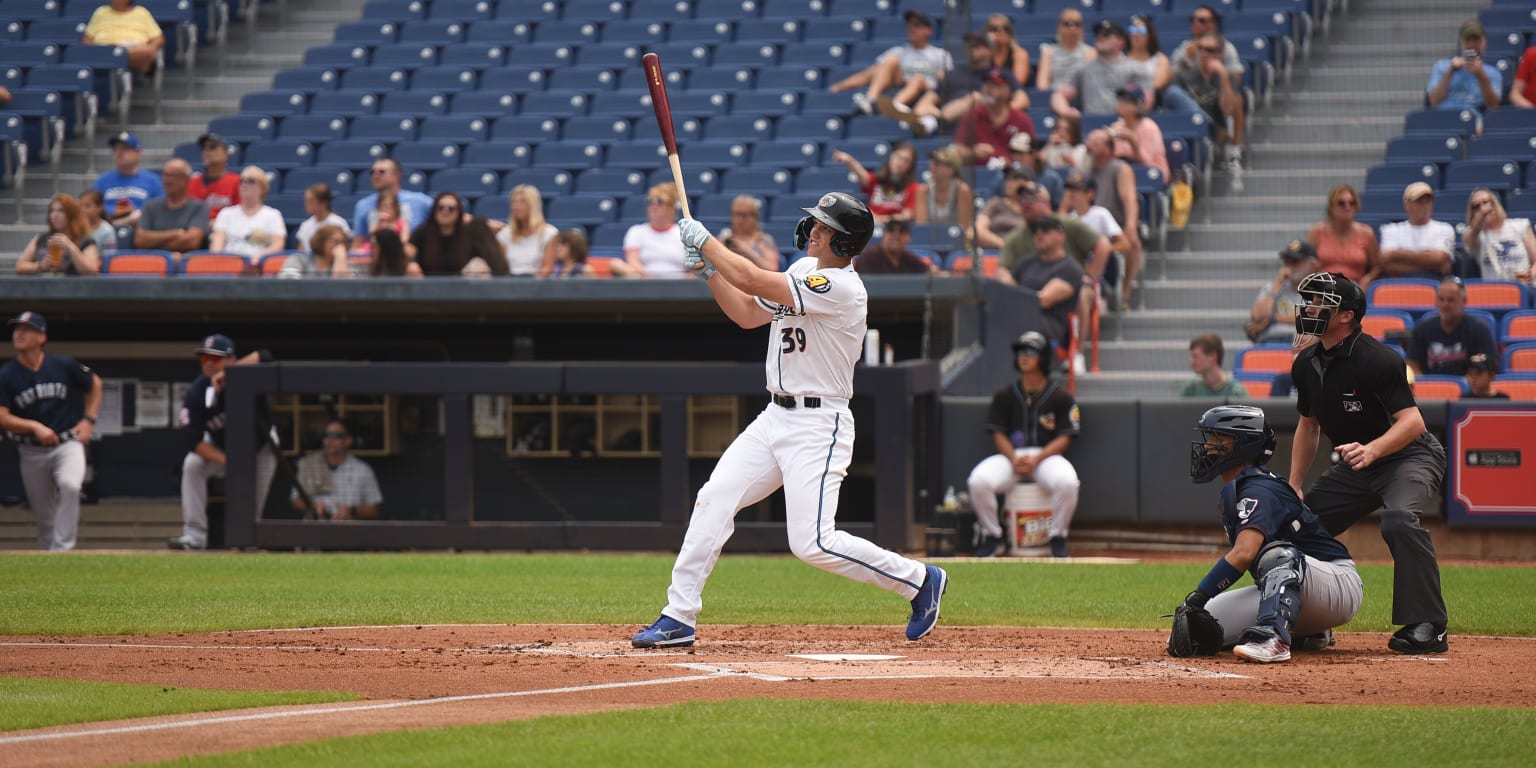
[84,415,97,425]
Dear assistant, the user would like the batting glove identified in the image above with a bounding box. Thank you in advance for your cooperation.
[685,244,717,280]
[678,218,712,250]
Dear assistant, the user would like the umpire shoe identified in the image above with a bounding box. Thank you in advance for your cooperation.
[166,536,205,551]
[631,615,695,649]
[1233,634,1291,664]
[1388,623,1448,654]
[906,564,948,641]
[974,535,1005,558]
[1049,536,1070,558]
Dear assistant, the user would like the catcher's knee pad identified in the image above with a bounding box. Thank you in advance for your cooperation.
[1255,541,1304,595]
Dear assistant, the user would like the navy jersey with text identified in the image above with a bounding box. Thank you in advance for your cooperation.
[178,374,273,450]
[1221,466,1351,566]
[0,354,94,435]
[985,380,1081,449]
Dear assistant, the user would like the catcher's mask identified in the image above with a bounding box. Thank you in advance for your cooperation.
[1190,405,1276,484]
[1295,271,1366,337]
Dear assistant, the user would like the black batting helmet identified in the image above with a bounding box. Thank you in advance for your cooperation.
[1189,405,1276,484]
[793,191,875,259]
[1011,331,1052,372]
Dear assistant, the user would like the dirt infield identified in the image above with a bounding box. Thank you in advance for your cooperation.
[2,624,1532,767]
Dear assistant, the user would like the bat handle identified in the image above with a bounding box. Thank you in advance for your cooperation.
[667,153,692,220]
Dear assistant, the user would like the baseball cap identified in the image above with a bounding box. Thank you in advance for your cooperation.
[1008,132,1034,153]
[1029,215,1066,233]
[1459,19,1484,39]
[962,32,988,49]
[1116,83,1147,104]
[1094,19,1126,39]
[1466,353,1497,373]
[981,67,1011,87]
[1403,182,1435,202]
[1003,160,1036,181]
[108,131,141,150]
[1278,239,1318,262]
[929,144,963,169]
[196,132,228,151]
[903,9,933,27]
[7,310,46,333]
[1062,170,1092,190]
[195,333,236,358]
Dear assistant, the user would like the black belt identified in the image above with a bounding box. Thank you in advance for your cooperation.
[773,394,821,409]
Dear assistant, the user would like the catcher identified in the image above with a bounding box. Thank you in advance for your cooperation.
[1168,405,1363,663]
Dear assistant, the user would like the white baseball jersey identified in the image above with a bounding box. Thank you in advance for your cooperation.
[754,257,867,399]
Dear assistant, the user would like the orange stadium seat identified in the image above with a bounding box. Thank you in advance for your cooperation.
[1411,375,1465,400]
[101,251,174,276]
[1367,279,1439,313]
[260,252,295,276]
[1502,311,1536,343]
[584,255,615,278]
[1505,343,1536,372]
[1236,372,1274,398]
[1361,310,1413,341]
[1493,377,1536,401]
[1236,344,1296,374]
[1464,279,1527,315]
[947,253,999,278]
[179,252,252,277]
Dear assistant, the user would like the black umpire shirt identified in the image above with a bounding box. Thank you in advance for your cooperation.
[1292,328,1419,446]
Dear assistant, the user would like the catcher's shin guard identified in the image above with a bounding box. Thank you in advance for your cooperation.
[1254,542,1305,644]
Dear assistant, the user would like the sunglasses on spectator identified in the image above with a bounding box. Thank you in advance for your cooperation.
[370,168,390,175]
[436,203,459,212]
[239,178,262,185]
[1191,14,1215,23]
[1129,24,1147,34]
[1334,199,1358,208]
[1199,45,1222,54]
[1473,199,1495,209]
[988,24,1009,32]
[647,197,672,206]
[323,430,348,438]
[1060,19,1082,27]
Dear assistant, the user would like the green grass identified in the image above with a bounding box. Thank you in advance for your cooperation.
[146,699,1536,768]
[2,553,1533,636]
[0,677,355,731]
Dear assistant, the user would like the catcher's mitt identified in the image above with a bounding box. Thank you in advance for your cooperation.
[1167,603,1224,658]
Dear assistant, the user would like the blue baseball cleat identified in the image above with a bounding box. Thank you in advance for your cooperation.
[631,615,695,648]
[905,564,948,641]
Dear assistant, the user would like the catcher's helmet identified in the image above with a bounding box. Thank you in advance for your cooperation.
[1189,405,1276,484]
[1295,271,1366,337]
[793,191,875,259]
[1010,331,1052,372]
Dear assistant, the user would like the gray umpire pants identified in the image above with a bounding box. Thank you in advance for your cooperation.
[18,441,86,551]
[1306,432,1448,627]
[180,445,277,548]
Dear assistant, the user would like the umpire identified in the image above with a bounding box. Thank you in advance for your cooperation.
[1287,272,1449,654]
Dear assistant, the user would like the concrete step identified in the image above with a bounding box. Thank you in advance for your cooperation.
[1093,337,1252,372]
[1179,221,1317,251]
[0,498,181,551]
[1277,92,1425,118]
[1136,279,1266,311]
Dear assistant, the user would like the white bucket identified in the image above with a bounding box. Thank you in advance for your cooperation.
[1005,482,1052,556]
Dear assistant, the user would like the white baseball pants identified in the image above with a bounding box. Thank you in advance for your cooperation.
[966,449,1081,540]
[661,402,928,628]
[1206,557,1363,646]
[180,445,277,548]
[19,441,86,551]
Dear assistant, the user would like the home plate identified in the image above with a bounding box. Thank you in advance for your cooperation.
[788,654,905,661]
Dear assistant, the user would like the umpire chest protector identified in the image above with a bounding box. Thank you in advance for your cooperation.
[1292,330,1418,446]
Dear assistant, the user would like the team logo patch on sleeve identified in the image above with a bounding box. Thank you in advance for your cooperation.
[1237,497,1259,522]
[803,273,832,293]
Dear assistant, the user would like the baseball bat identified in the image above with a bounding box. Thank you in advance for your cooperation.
[641,52,693,220]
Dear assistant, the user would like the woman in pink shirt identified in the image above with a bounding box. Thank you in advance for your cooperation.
[1108,83,1169,184]
[1306,184,1381,288]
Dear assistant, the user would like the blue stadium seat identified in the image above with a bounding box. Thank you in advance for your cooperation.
[1358,190,1405,219]
[417,115,489,142]
[844,117,911,142]
[693,0,760,18]
[438,43,506,70]
[18,19,84,44]
[409,68,480,93]
[629,0,694,20]
[519,92,590,118]
[719,166,793,196]
[316,140,389,170]
[478,68,551,95]
[1385,135,1466,166]
[702,115,773,143]
[667,19,734,45]
[303,44,371,69]
[563,116,633,141]
[461,140,532,169]
[829,0,898,14]
[531,142,605,169]
[749,90,802,119]
[1433,188,1477,223]
[309,90,380,117]
[392,140,463,171]
[605,142,666,169]
[332,20,399,45]
[378,91,450,116]
[801,17,872,45]
[397,20,466,44]
[586,92,651,119]
[575,168,650,197]
[641,42,712,69]
[561,0,628,21]
[683,141,750,170]
[531,19,601,45]
[243,140,316,170]
[545,66,621,93]
[759,0,824,18]
[428,167,501,197]
[207,114,277,144]
[0,41,60,66]
[490,116,561,144]
[283,166,357,195]
[1444,160,1522,193]
[576,45,642,68]
[272,67,341,93]
[1403,108,1480,139]
[429,0,496,21]
[588,221,632,249]
[600,19,667,46]
[369,44,438,71]
[465,20,534,45]
[781,41,852,68]
[361,0,426,20]
[776,115,844,142]
[646,165,719,194]
[1469,135,1536,163]
[349,115,419,143]
[752,141,821,167]
[1364,162,1441,194]
[755,66,824,91]
[684,67,753,93]
[2,0,61,21]
[561,195,622,226]
[509,167,576,195]
[340,67,410,92]
[794,165,860,194]
[1482,108,1536,138]
[447,91,517,117]
[714,42,781,67]
[734,18,800,46]
[665,91,731,118]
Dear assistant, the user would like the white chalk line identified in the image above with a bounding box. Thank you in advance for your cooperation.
[0,671,729,746]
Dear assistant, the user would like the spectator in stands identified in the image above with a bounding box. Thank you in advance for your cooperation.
[955,69,1036,167]
[188,133,239,222]
[408,191,507,277]
[1511,45,1536,108]
[1036,7,1095,91]
[984,14,1031,98]
[294,183,349,255]
[1058,170,1129,270]
[613,182,688,278]
[1125,14,1172,106]
[1247,240,1320,345]
[0,86,10,104]
[1426,20,1502,111]
[975,162,1033,250]
[1006,134,1063,209]
[81,0,164,76]
[719,195,780,271]
[1167,5,1246,111]
[1051,21,1153,120]
[1307,184,1381,289]
[914,145,974,232]
[830,143,918,224]
[999,180,1112,288]
[1168,29,1246,176]
[1463,187,1535,283]
[1009,216,1084,351]
[368,229,421,278]
[855,219,933,275]
[77,190,117,253]
[1182,333,1248,397]
[1407,277,1499,377]
[93,131,161,228]
[1042,114,1089,178]
[903,33,1018,139]
[1084,129,1143,308]
[279,224,351,279]
[1380,182,1456,279]
[1108,84,1169,183]
[831,9,952,118]
[1463,353,1508,399]
[496,184,558,277]
[361,189,411,257]
[16,194,102,276]
[208,167,286,263]
[352,158,433,249]
[133,158,209,259]
[548,228,590,279]
[291,419,382,521]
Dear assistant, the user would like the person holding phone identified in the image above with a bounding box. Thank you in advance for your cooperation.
[1427,20,1502,111]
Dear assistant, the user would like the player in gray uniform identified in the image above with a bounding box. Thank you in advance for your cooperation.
[630,192,948,648]
[0,312,102,550]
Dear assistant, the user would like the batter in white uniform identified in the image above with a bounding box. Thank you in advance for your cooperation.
[631,192,949,648]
